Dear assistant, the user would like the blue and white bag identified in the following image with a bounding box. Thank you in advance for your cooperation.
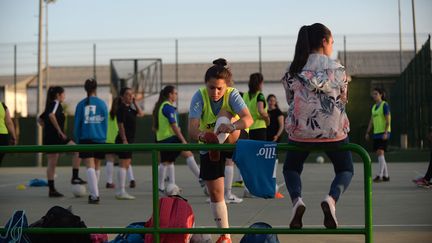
[0,210,31,243]
[233,139,278,198]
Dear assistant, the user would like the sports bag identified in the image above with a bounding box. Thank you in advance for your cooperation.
[145,195,194,243]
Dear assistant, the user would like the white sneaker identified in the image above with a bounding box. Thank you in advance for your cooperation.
[321,195,338,229]
[115,192,136,200]
[225,193,243,204]
[242,188,256,198]
[289,197,306,229]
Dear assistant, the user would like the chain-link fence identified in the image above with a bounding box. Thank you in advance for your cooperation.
[391,35,432,148]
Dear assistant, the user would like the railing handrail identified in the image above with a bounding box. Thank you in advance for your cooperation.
[0,143,373,243]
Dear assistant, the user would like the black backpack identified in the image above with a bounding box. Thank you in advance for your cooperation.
[28,206,91,243]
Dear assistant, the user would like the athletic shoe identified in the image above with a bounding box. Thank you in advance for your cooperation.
[88,195,100,204]
[232,181,244,188]
[129,180,136,188]
[48,190,64,198]
[289,197,306,229]
[71,177,87,185]
[243,189,255,198]
[383,176,390,182]
[275,192,285,199]
[115,192,136,200]
[321,195,338,229]
[373,176,382,183]
[106,183,115,189]
[225,193,243,204]
[412,177,431,188]
[216,235,231,243]
[158,188,166,195]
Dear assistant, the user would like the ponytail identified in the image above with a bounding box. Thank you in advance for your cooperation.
[110,97,121,119]
[152,85,175,130]
[44,86,64,113]
[289,23,332,76]
[84,78,97,105]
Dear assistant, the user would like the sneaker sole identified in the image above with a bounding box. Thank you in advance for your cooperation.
[321,201,337,229]
[115,196,135,200]
[225,199,243,204]
[289,204,305,229]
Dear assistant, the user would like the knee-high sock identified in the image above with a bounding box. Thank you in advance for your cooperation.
[166,163,175,185]
[378,155,389,177]
[378,155,386,177]
[86,168,99,198]
[158,164,167,190]
[127,165,135,181]
[118,168,127,194]
[210,201,230,238]
[105,161,114,184]
[95,170,100,183]
[186,156,200,178]
[224,165,234,196]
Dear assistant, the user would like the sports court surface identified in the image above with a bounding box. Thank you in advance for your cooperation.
[1,162,431,242]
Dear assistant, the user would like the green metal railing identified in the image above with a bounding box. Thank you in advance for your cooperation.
[0,143,372,242]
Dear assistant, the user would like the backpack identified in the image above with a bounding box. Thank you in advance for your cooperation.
[0,210,31,243]
[240,222,280,243]
[28,206,92,243]
[145,195,195,243]
[109,222,146,243]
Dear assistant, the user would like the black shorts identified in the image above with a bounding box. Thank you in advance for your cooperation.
[0,134,9,164]
[199,152,230,180]
[158,136,182,162]
[43,134,72,145]
[373,138,388,152]
[78,140,105,159]
[115,137,135,159]
[249,128,267,141]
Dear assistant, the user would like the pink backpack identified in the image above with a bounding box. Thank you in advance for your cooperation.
[145,196,195,243]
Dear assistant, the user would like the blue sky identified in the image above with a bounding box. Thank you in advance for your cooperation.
[0,0,431,43]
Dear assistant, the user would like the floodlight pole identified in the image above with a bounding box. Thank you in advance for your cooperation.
[36,0,44,167]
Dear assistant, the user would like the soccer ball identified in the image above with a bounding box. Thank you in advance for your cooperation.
[190,233,212,243]
[316,156,325,164]
[71,184,87,197]
[165,183,181,196]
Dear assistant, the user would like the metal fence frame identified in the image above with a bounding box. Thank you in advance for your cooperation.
[0,143,373,243]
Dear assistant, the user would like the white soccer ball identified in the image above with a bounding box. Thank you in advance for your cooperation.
[71,184,87,197]
[190,233,212,243]
[165,183,181,196]
[316,156,325,164]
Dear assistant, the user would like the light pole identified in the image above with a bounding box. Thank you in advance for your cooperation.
[36,0,44,167]
[45,0,55,90]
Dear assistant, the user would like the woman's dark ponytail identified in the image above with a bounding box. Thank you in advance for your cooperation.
[289,23,332,76]
[84,78,97,105]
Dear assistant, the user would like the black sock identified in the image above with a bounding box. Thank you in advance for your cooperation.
[72,168,79,179]
[48,180,55,191]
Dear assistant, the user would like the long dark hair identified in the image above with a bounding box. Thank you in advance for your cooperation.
[289,23,332,76]
[44,86,64,112]
[204,58,232,86]
[110,97,121,119]
[84,78,97,105]
[152,85,176,130]
[374,87,387,101]
[248,72,264,95]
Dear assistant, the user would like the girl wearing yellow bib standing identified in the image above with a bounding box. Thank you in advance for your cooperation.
[152,85,201,194]
[188,58,252,243]
[0,102,17,165]
[365,87,391,182]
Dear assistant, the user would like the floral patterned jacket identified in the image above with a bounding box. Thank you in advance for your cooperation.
[281,53,350,142]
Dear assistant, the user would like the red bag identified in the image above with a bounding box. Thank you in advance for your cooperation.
[145,195,195,243]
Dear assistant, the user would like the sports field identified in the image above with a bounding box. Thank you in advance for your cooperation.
[1,162,431,242]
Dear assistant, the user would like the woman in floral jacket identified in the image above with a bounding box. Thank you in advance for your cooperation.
[281,23,353,230]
